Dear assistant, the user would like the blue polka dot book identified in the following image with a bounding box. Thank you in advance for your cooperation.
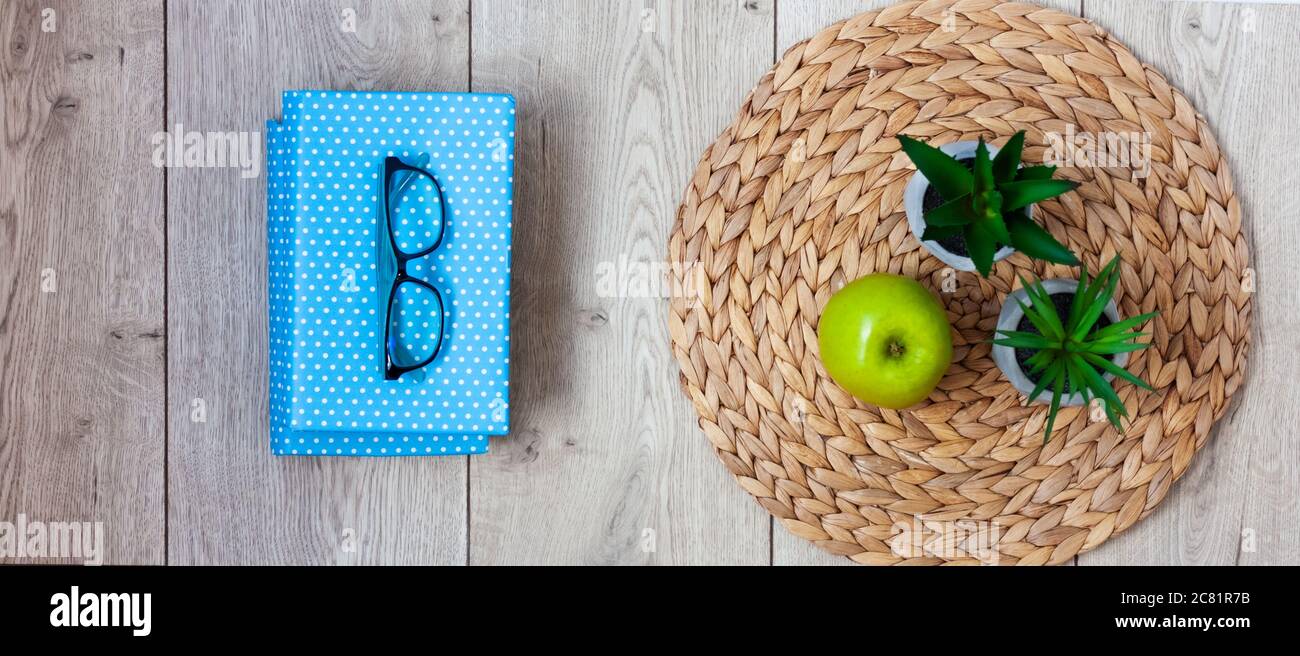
[266,90,515,456]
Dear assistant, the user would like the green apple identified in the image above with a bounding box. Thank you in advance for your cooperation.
[817,273,952,409]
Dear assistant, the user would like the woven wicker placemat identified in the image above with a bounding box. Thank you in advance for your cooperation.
[668,0,1252,564]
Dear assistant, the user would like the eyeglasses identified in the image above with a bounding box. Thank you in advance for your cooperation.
[377,154,448,381]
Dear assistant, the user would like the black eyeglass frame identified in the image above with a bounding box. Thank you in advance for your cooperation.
[380,155,448,381]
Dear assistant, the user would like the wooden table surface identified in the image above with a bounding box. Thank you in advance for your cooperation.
[2,0,1296,565]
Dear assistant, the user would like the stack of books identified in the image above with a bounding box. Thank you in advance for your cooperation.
[266,90,516,456]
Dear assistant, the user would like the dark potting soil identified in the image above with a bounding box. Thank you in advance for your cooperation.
[1014,292,1114,386]
[934,229,970,257]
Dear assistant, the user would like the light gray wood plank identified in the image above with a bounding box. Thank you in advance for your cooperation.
[166,0,472,565]
[467,0,773,565]
[770,0,1083,566]
[0,0,165,564]
[1079,0,1300,565]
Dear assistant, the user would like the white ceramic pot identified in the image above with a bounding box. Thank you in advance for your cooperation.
[903,140,1018,272]
[992,278,1127,406]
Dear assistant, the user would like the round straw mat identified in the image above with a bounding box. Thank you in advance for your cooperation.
[668,0,1252,565]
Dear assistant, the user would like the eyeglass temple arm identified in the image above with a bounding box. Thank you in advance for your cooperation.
[390,153,431,196]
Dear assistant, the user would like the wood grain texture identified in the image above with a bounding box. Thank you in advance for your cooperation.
[768,0,1083,566]
[0,0,165,564]
[466,0,773,564]
[166,0,472,565]
[1078,0,1300,566]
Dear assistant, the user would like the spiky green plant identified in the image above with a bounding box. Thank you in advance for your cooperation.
[899,131,1080,277]
[992,256,1158,444]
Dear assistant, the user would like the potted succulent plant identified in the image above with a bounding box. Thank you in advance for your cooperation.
[991,256,1158,443]
[900,131,1080,277]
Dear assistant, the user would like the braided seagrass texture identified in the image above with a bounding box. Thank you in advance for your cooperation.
[668,0,1252,565]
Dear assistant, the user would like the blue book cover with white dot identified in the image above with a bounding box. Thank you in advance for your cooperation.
[266,90,515,456]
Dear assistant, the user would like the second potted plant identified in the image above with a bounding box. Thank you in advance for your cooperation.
[900,131,1080,277]
[991,256,1158,443]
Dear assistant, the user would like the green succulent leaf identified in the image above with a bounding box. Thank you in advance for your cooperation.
[1068,263,1093,329]
[1071,292,1112,341]
[1070,257,1123,341]
[1018,277,1066,341]
[899,135,973,201]
[992,131,1025,182]
[1018,303,1062,344]
[1062,356,1080,397]
[994,329,1053,342]
[1089,330,1151,343]
[977,208,1012,246]
[1028,358,1064,409]
[1089,311,1158,340]
[1067,257,1113,335]
[1006,214,1079,266]
[1105,403,1122,430]
[1082,341,1154,355]
[965,224,997,277]
[1076,360,1126,420]
[1081,352,1155,392]
[1095,252,1123,282]
[992,331,1054,350]
[1016,164,1056,181]
[1064,357,1090,406]
[1025,349,1055,375]
[998,179,1079,211]
[1043,370,1066,445]
[923,194,976,227]
[973,138,995,194]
